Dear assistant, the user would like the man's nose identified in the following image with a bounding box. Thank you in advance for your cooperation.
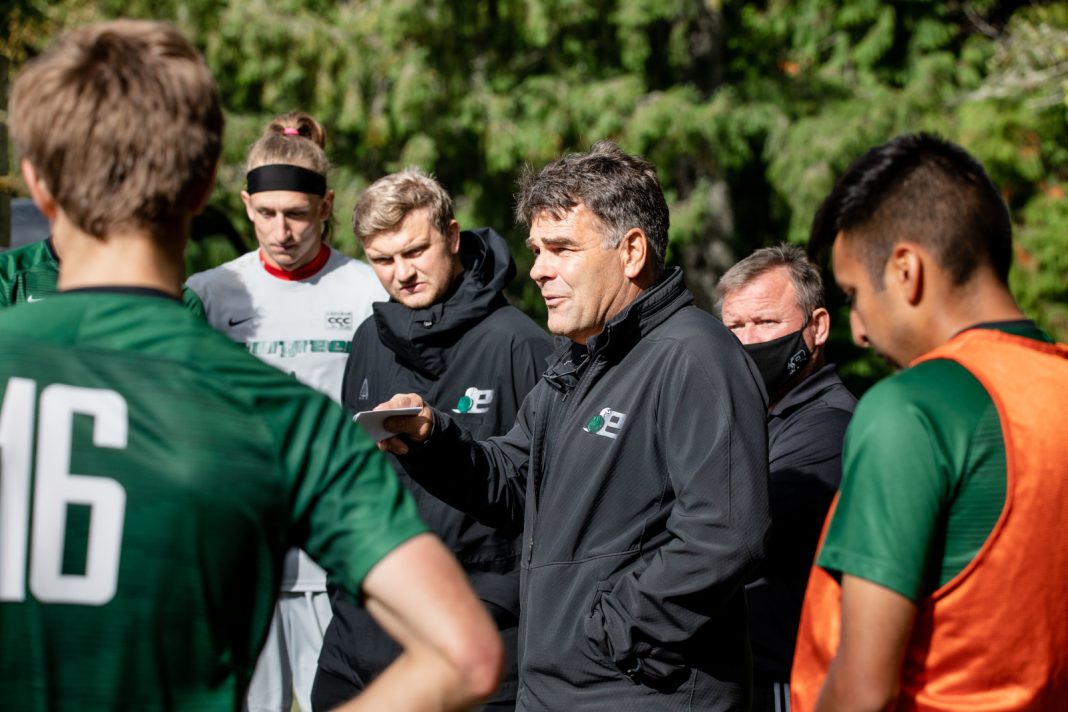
[529,252,552,284]
[850,309,870,347]
[273,213,290,238]
[395,258,415,282]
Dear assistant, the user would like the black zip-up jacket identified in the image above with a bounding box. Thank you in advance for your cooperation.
[400,268,770,711]
[747,364,855,684]
[317,228,552,704]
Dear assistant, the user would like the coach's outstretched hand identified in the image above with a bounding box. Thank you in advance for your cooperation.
[375,394,435,455]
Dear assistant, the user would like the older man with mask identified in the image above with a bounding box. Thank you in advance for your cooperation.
[370,141,770,711]
[717,244,855,712]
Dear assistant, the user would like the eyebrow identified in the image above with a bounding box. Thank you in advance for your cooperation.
[366,237,432,259]
[525,234,579,250]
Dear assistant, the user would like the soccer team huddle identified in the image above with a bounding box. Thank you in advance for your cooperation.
[1,18,1066,712]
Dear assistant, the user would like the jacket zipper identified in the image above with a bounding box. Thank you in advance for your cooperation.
[528,354,600,561]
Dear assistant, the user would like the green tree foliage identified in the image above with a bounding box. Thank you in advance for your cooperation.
[7,1,1068,390]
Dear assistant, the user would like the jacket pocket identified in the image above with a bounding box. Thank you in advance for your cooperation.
[521,563,623,689]
[583,579,616,668]
[588,578,695,693]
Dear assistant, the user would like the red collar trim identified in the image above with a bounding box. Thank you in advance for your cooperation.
[259,243,331,281]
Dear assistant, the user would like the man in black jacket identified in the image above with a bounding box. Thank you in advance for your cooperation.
[375,143,770,711]
[718,245,856,712]
[311,168,552,712]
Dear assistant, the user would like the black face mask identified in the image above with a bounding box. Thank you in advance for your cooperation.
[743,328,811,398]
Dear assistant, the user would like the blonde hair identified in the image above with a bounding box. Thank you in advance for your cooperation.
[245,110,332,239]
[246,111,329,174]
[352,167,454,242]
[9,20,223,241]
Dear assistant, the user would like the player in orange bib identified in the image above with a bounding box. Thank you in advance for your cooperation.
[791,133,1068,711]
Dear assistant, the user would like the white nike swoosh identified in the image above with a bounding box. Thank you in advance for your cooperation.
[26,295,42,303]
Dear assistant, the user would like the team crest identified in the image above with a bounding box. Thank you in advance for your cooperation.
[583,407,627,439]
[452,387,494,414]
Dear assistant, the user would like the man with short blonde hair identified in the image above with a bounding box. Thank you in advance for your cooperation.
[352,166,455,242]
[313,168,551,711]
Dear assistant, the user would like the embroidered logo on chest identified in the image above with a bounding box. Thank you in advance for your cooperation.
[452,387,494,414]
[583,407,627,439]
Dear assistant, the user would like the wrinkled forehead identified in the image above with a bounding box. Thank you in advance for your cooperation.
[721,267,801,320]
[525,204,605,249]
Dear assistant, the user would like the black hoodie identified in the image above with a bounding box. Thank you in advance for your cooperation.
[318,227,552,703]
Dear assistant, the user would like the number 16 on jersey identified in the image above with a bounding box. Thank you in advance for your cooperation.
[1,378,128,606]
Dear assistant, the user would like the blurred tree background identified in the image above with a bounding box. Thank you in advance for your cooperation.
[4,0,1067,392]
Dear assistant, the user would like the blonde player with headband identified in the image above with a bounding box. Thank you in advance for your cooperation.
[187,112,387,712]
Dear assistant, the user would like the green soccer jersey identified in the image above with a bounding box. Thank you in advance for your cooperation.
[0,290,427,710]
[0,239,206,316]
[817,322,1053,602]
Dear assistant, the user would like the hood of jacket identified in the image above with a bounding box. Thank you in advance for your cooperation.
[543,267,694,393]
[373,227,516,377]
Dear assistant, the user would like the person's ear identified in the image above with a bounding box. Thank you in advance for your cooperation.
[241,190,255,222]
[810,307,831,348]
[446,219,461,255]
[888,243,924,305]
[319,189,335,222]
[21,159,57,221]
[620,228,649,280]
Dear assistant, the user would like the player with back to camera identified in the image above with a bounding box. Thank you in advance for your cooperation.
[0,18,501,712]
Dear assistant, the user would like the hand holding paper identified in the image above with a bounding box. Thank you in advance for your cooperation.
[355,394,435,454]
[353,407,422,441]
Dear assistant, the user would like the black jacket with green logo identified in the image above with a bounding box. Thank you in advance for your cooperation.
[400,268,770,712]
[318,227,552,703]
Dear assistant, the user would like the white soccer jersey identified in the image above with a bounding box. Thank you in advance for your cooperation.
[187,246,387,591]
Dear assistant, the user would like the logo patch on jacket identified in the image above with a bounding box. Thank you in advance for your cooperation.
[358,378,369,401]
[452,387,493,414]
[583,408,627,439]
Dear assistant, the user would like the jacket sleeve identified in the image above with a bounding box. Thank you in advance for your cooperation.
[591,342,770,684]
[399,384,544,533]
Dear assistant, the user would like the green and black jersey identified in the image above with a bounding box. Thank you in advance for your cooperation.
[0,290,426,710]
[817,322,1053,602]
[0,239,205,315]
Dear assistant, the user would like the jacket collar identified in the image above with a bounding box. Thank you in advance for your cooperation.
[769,363,844,418]
[543,267,694,391]
[586,267,693,358]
